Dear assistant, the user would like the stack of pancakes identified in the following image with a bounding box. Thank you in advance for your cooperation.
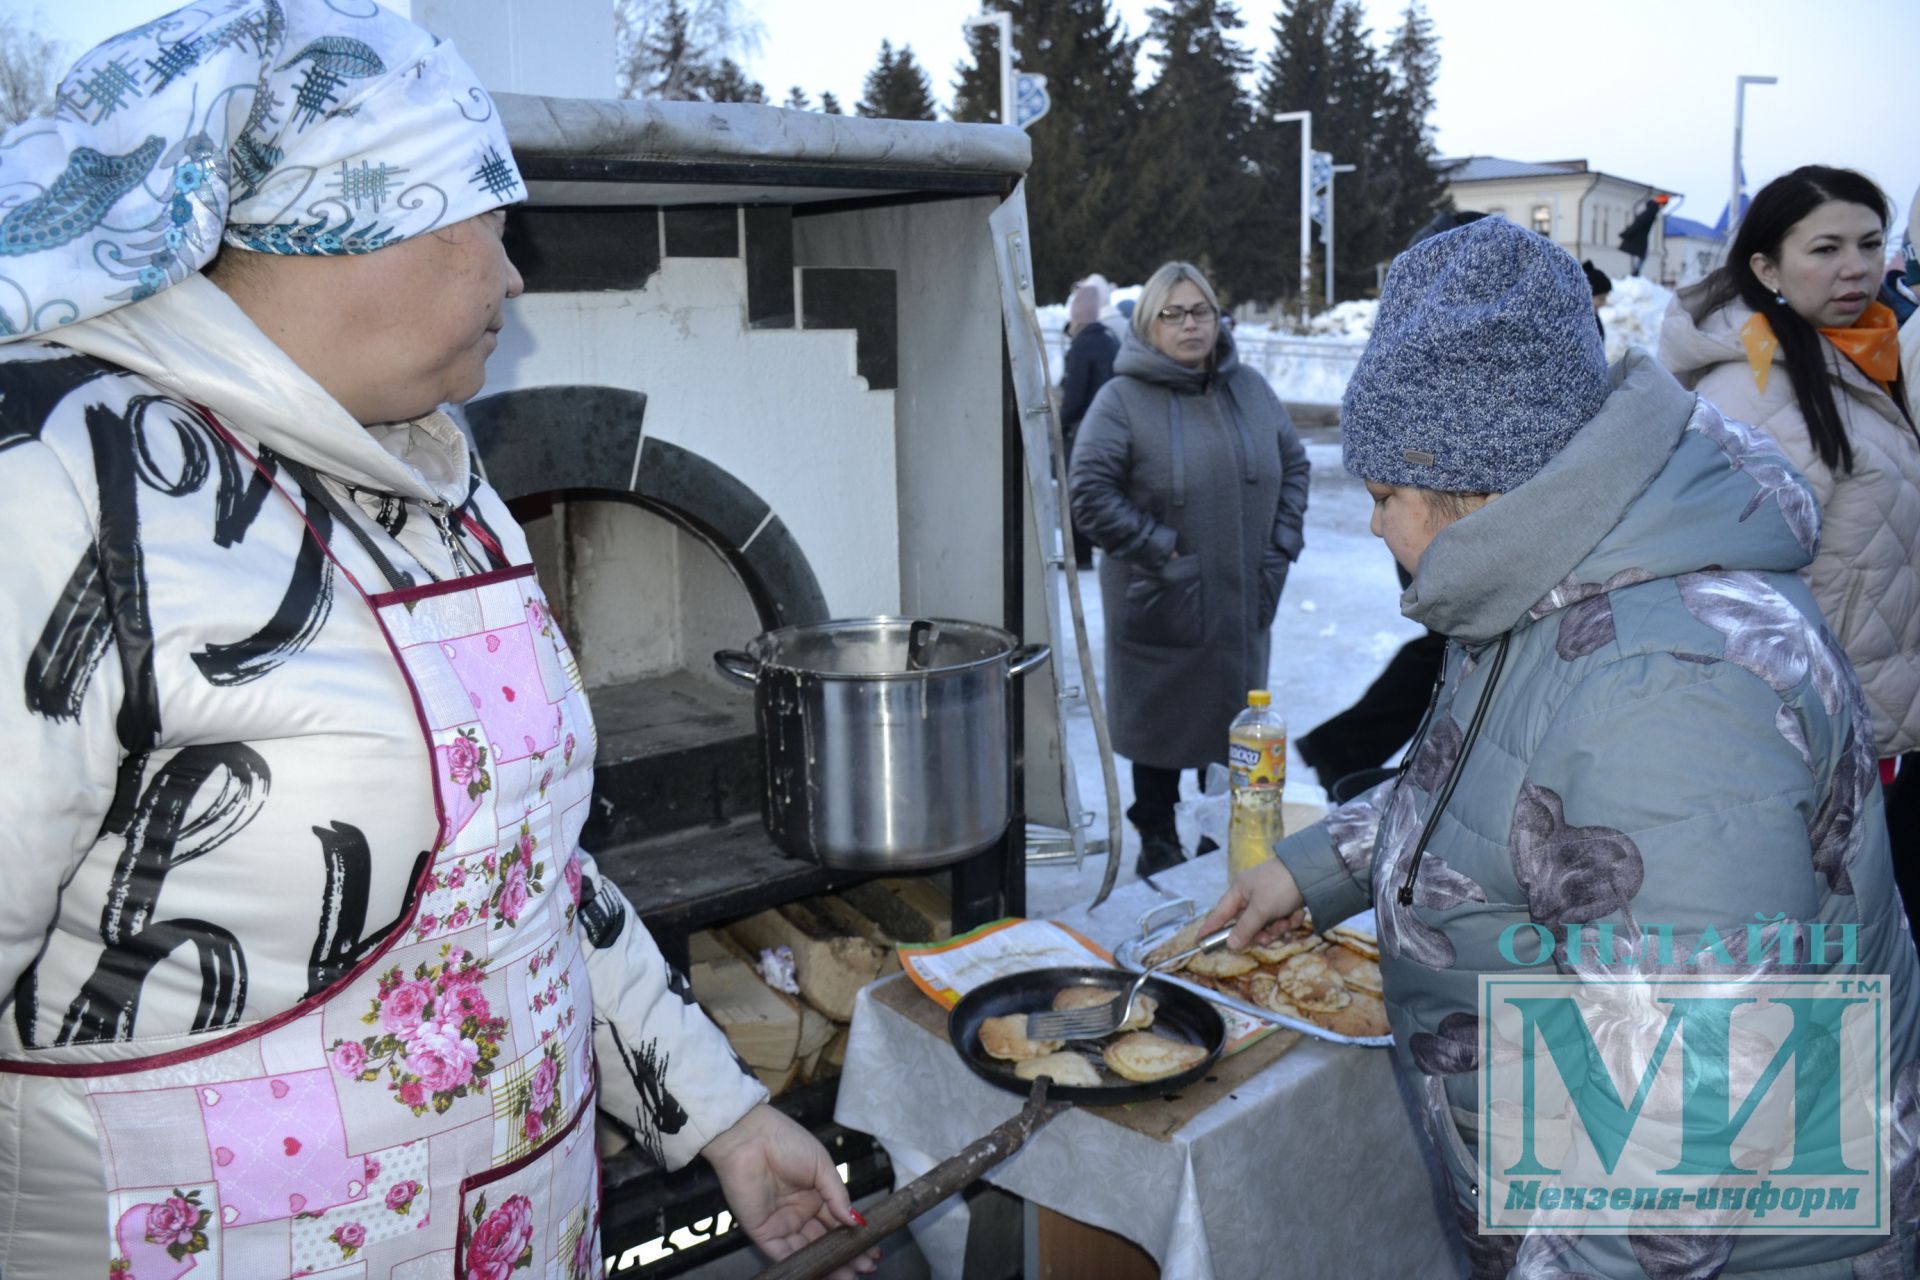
[1148,918,1389,1039]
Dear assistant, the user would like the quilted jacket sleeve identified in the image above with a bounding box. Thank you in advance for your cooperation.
[573,853,768,1170]
[1272,778,1395,929]
[1068,383,1179,567]
[0,438,126,1001]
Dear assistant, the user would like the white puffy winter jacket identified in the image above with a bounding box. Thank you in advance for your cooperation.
[0,276,765,1276]
[1660,289,1920,757]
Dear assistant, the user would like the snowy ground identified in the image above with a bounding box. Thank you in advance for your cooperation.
[1024,426,1425,920]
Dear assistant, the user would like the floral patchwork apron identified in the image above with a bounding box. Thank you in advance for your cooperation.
[1,422,604,1279]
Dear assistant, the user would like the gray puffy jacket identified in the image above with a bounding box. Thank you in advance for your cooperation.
[1278,352,1920,1278]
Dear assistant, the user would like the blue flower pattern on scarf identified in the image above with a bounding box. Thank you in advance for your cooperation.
[0,0,522,338]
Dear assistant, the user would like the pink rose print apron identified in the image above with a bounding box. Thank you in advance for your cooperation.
[0,420,604,1279]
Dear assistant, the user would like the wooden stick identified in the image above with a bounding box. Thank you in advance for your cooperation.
[752,1080,1069,1280]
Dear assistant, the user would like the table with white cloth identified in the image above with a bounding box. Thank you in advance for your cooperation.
[833,850,1457,1280]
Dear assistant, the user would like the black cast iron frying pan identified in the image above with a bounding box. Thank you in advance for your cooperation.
[947,966,1226,1105]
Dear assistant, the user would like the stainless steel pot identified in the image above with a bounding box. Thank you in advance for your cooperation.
[714,617,1050,870]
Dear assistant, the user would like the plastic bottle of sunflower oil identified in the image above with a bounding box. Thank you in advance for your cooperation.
[1228,690,1288,877]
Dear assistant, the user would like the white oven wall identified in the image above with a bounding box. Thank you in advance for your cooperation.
[486,241,904,624]
[793,196,1069,830]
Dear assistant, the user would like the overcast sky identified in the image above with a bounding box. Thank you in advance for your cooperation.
[13,0,1913,244]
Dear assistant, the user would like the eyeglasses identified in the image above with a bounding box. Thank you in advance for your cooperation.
[1155,303,1217,326]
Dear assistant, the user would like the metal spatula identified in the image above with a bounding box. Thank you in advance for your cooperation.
[1023,927,1232,1041]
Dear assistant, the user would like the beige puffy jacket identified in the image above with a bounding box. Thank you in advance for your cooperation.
[1661,288,1920,756]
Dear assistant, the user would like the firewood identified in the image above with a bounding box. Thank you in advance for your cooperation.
[687,930,801,1075]
[725,903,887,1022]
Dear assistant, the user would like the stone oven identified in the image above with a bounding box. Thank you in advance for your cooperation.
[456,93,1057,1273]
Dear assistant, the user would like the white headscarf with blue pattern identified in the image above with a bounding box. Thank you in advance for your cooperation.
[0,0,523,340]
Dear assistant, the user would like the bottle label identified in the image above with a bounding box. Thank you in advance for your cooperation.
[1229,737,1286,790]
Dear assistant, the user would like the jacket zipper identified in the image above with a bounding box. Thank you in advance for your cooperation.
[426,497,488,577]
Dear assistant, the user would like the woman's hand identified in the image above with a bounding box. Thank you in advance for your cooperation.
[702,1102,879,1277]
[1197,858,1307,950]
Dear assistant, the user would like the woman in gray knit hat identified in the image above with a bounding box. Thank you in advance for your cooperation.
[1069,261,1311,877]
[1199,216,1920,1277]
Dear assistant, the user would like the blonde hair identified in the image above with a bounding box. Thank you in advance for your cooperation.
[1132,261,1222,343]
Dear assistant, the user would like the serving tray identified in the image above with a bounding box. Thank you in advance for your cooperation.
[1112,906,1393,1049]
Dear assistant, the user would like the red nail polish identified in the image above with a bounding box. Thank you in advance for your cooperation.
[850,1209,868,1227]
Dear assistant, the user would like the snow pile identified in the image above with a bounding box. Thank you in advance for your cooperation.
[1303,299,1380,340]
[1600,276,1674,363]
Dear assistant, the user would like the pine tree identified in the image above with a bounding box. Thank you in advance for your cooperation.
[1249,0,1337,307]
[951,24,999,124]
[1249,0,1441,306]
[819,91,844,115]
[1126,0,1259,301]
[614,0,764,102]
[700,58,766,103]
[1377,3,1449,248]
[784,85,812,111]
[635,0,702,99]
[949,1,1148,297]
[1319,2,1392,298]
[856,41,938,121]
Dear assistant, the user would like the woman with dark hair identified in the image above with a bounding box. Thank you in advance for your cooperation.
[1660,165,1920,869]
[1070,261,1311,877]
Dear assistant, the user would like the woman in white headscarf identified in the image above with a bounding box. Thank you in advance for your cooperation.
[0,4,868,1277]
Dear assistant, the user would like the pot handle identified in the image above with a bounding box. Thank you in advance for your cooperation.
[1006,643,1052,679]
[713,650,761,687]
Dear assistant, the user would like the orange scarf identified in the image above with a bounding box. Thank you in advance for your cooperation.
[1741,301,1902,393]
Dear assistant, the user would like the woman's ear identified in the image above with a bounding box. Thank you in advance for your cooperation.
[1749,251,1779,294]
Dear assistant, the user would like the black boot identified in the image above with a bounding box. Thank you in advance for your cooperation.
[1135,826,1187,878]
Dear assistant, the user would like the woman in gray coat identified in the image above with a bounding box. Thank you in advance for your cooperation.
[1070,262,1311,876]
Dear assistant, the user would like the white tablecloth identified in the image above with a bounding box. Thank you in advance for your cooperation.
[834,852,1459,1280]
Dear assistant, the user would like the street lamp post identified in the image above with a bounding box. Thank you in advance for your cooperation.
[964,11,1015,126]
[1324,160,1355,306]
[1272,110,1312,317]
[1730,74,1777,240]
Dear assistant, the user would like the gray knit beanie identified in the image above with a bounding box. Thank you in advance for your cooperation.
[1341,216,1610,493]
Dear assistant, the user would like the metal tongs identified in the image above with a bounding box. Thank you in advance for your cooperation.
[1024,927,1232,1041]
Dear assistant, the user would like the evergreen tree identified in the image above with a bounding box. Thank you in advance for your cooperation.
[1377,3,1450,248]
[784,85,812,111]
[1251,0,1444,306]
[1126,0,1259,301]
[951,25,999,124]
[700,58,766,103]
[1318,2,1392,298]
[819,91,844,115]
[1250,0,1336,307]
[614,0,763,101]
[856,41,938,121]
[949,1,1146,298]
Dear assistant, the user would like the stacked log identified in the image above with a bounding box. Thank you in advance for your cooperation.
[683,879,950,1098]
